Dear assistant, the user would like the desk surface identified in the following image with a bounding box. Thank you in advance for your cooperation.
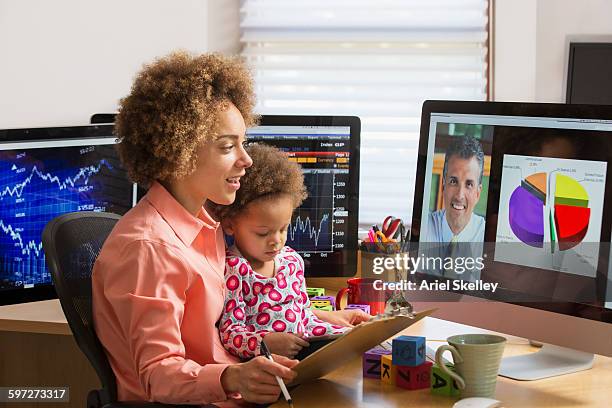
[3,301,611,407]
[272,316,612,408]
[0,299,71,335]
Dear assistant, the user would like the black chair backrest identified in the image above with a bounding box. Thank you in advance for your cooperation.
[42,211,121,405]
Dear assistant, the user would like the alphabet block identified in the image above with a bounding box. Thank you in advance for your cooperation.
[391,335,425,366]
[430,363,460,396]
[306,287,325,297]
[362,347,392,379]
[311,303,333,311]
[345,304,371,314]
[310,299,332,308]
[311,296,336,309]
[396,361,432,390]
[380,354,397,385]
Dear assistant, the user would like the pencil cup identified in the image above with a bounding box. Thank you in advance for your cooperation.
[359,250,410,282]
[435,334,506,398]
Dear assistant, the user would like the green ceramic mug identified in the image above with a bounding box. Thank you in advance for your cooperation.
[435,334,506,398]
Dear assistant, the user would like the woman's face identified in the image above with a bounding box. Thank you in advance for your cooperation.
[188,102,253,206]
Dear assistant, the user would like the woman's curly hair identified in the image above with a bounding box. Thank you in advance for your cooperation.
[115,51,258,186]
[212,143,308,220]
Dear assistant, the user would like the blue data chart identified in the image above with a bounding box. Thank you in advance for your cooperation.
[0,143,133,289]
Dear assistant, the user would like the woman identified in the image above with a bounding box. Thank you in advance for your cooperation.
[92,51,297,406]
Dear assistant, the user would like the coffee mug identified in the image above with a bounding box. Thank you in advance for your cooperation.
[435,334,506,398]
[336,277,386,316]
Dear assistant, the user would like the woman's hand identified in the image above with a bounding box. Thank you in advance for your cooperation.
[313,308,371,327]
[221,355,298,404]
[263,332,310,358]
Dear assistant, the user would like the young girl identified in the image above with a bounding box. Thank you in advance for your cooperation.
[213,144,370,360]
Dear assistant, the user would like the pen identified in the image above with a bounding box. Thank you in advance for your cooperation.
[260,340,294,407]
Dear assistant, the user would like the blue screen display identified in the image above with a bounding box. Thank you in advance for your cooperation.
[0,139,133,290]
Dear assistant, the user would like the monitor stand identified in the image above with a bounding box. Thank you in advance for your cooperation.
[498,343,594,380]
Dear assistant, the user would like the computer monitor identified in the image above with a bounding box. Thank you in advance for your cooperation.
[0,125,136,305]
[246,115,361,277]
[410,101,612,380]
[566,42,612,105]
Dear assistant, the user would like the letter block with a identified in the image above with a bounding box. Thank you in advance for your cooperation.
[430,363,460,396]
[396,361,432,390]
[362,346,392,379]
[306,287,325,298]
[392,335,425,366]
[380,354,397,385]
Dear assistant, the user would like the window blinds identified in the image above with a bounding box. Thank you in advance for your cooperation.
[240,0,489,229]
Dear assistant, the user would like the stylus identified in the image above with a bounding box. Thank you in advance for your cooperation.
[260,341,293,407]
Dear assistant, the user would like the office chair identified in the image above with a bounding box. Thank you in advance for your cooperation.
[42,211,196,408]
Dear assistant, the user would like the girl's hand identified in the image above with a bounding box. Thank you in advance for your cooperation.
[263,332,310,358]
[221,354,298,404]
[313,308,371,327]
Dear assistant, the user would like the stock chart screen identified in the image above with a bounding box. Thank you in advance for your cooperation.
[0,137,134,294]
[246,123,358,276]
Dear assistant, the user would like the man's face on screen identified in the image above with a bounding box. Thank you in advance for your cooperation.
[443,155,482,235]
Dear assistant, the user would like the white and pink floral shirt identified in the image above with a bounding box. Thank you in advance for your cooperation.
[219,246,348,359]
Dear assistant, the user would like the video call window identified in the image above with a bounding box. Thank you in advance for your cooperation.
[424,123,493,243]
[416,123,493,282]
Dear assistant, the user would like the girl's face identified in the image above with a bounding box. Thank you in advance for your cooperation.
[225,195,294,268]
[179,102,253,208]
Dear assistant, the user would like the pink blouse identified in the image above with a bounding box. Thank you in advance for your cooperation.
[92,182,240,406]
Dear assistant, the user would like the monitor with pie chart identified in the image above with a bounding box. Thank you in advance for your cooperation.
[410,101,612,379]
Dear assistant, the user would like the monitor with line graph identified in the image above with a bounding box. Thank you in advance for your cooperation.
[0,124,135,305]
[247,115,360,277]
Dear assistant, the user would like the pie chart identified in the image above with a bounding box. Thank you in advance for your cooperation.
[508,172,590,250]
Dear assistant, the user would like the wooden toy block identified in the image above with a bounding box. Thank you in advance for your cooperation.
[312,295,336,308]
[380,354,397,385]
[392,335,426,366]
[346,304,371,314]
[362,346,392,379]
[396,361,432,390]
[311,304,333,311]
[430,363,460,396]
[311,299,332,308]
[306,287,325,297]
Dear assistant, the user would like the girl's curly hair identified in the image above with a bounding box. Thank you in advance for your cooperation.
[115,51,258,186]
[211,143,308,220]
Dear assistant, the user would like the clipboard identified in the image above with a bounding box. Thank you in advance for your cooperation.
[290,309,435,385]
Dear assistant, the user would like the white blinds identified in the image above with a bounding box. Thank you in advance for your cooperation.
[240,0,489,229]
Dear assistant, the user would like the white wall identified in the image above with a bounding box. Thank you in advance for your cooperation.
[0,0,240,129]
[535,0,612,102]
[494,0,612,103]
[5,0,609,127]
[207,0,240,55]
[493,0,537,102]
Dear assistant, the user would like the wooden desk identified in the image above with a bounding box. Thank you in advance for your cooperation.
[3,301,611,408]
[0,300,99,408]
[272,317,612,408]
